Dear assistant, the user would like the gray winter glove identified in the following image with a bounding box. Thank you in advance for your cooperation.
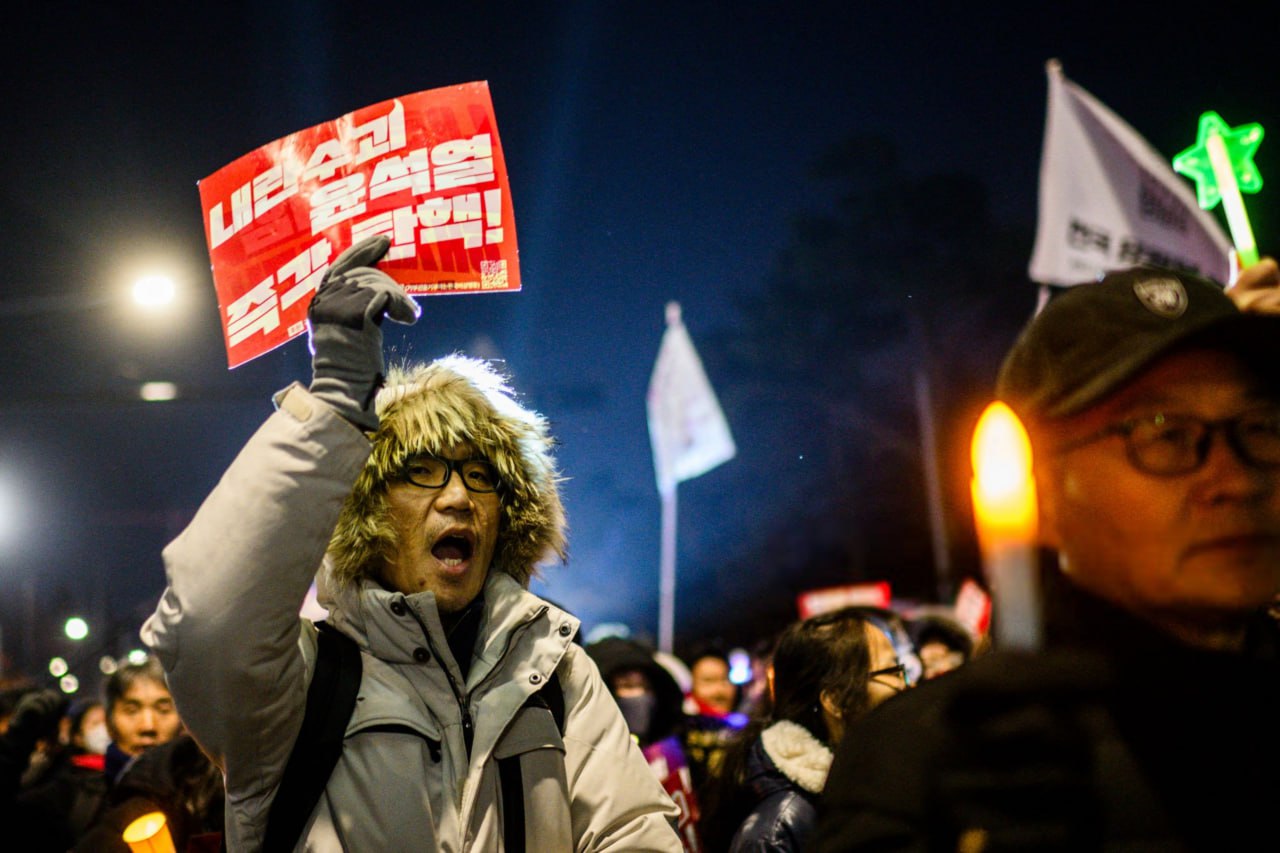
[307,235,419,431]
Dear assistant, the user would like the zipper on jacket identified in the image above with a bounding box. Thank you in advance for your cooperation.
[405,603,475,757]
[404,601,558,760]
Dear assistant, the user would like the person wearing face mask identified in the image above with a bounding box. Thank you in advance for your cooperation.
[0,690,110,851]
[6,661,192,850]
[587,636,705,852]
[72,731,225,853]
[68,701,111,764]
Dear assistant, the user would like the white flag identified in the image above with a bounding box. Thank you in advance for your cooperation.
[1028,59,1233,287]
[647,302,736,496]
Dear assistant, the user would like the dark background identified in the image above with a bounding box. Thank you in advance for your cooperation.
[2,2,1277,690]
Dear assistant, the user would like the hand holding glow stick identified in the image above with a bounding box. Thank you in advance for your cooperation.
[1173,111,1265,268]
[970,402,1041,651]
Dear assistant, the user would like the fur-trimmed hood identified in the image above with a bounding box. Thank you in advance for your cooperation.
[327,355,567,588]
[759,720,833,794]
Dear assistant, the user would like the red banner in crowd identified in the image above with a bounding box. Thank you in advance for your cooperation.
[198,81,520,368]
[952,577,992,639]
[795,581,892,619]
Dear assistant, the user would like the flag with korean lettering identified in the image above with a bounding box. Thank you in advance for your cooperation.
[647,302,736,497]
[198,81,519,368]
[1028,60,1232,287]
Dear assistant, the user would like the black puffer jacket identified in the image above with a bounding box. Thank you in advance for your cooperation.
[728,722,831,852]
[811,573,1280,852]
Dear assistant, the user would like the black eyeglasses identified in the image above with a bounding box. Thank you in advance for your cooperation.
[1056,407,1280,477]
[868,663,907,684]
[400,455,500,493]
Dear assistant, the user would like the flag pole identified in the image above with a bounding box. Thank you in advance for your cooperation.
[913,366,952,601]
[648,300,736,656]
[658,483,677,655]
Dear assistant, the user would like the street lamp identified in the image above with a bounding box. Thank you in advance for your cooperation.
[0,470,32,680]
[132,275,176,309]
[139,382,179,402]
[0,472,20,551]
[64,616,89,641]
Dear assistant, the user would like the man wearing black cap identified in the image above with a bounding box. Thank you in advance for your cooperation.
[812,262,1280,852]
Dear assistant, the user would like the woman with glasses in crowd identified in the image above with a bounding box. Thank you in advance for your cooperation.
[698,606,908,852]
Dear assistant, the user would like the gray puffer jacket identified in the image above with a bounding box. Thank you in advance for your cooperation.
[142,384,681,851]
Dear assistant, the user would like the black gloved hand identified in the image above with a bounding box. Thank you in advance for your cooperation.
[307,235,419,431]
[932,651,1112,852]
[4,689,68,750]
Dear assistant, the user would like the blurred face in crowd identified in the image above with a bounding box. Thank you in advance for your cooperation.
[1036,349,1280,647]
[864,623,907,709]
[382,443,502,613]
[610,669,657,738]
[690,656,736,715]
[71,704,109,755]
[611,669,653,699]
[918,641,965,680]
[108,677,181,756]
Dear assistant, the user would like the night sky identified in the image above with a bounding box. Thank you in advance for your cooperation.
[2,2,1278,682]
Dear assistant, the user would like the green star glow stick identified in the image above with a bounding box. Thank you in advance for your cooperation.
[1172,111,1264,268]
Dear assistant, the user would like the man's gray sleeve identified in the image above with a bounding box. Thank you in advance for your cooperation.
[141,385,370,842]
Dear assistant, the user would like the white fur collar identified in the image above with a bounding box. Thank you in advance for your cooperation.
[760,720,833,794]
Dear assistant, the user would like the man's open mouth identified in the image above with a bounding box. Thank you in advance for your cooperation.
[432,534,475,566]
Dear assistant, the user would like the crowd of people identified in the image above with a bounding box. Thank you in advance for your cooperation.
[2,239,1279,851]
[1,656,222,851]
[1,602,971,851]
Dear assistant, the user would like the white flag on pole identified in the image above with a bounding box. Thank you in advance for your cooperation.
[647,302,736,496]
[1028,59,1233,287]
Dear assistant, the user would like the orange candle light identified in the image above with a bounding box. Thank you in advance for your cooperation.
[970,401,1042,650]
[122,812,176,853]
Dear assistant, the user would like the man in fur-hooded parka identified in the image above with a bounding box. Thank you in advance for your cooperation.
[142,236,681,851]
[327,355,566,598]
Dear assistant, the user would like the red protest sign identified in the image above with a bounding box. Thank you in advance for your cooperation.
[795,581,892,619]
[198,81,520,368]
[952,577,992,638]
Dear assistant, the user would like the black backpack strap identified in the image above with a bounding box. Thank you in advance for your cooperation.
[262,621,363,853]
[498,755,527,853]
[543,671,565,735]
[499,671,565,852]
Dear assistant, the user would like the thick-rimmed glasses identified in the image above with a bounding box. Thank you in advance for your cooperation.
[1056,407,1280,477]
[400,455,500,493]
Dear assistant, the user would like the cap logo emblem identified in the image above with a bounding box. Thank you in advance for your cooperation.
[1132,278,1187,318]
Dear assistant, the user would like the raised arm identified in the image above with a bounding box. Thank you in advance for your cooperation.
[140,235,417,820]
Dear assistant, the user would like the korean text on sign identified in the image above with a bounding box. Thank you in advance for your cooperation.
[198,81,521,368]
